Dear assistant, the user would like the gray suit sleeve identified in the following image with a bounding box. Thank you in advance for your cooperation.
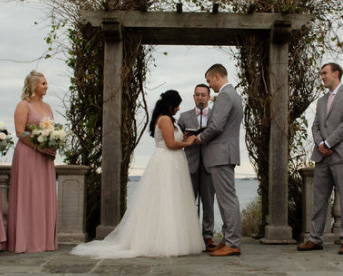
[312,104,323,146]
[178,113,186,132]
[200,91,232,143]
[326,121,343,148]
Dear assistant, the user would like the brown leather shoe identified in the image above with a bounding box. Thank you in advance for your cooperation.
[216,242,226,249]
[338,244,343,255]
[297,241,323,251]
[209,245,241,256]
[204,238,217,252]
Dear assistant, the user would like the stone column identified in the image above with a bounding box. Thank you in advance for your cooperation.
[261,21,295,244]
[299,168,314,241]
[96,20,123,239]
[56,165,89,243]
[299,168,335,242]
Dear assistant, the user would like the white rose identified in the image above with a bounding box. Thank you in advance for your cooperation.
[57,130,66,140]
[96,167,102,174]
[42,129,51,137]
[50,130,58,139]
[37,135,45,143]
[51,130,63,140]
[0,132,6,140]
[0,122,5,131]
[32,129,41,136]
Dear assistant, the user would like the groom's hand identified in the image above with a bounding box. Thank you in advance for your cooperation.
[318,143,333,156]
[194,136,201,144]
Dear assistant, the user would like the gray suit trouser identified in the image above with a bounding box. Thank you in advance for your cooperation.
[210,164,241,248]
[190,162,215,239]
[310,161,343,244]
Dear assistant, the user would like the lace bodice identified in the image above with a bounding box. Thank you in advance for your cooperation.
[154,124,183,149]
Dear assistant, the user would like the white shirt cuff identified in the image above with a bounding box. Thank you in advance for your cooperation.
[324,140,331,148]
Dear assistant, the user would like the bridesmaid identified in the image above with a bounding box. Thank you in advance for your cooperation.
[8,70,57,253]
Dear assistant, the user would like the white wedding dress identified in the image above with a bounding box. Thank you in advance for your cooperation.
[71,124,205,259]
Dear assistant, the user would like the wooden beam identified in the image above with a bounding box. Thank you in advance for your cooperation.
[271,20,292,44]
[176,3,182,13]
[81,10,312,30]
[212,3,219,14]
[81,11,312,46]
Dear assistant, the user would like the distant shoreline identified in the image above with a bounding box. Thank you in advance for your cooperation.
[128,175,258,182]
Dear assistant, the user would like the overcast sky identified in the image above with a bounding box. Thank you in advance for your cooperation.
[1,1,342,177]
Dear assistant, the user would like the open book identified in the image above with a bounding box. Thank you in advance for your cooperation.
[184,127,207,136]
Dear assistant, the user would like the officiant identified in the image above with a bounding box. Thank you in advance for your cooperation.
[178,84,216,252]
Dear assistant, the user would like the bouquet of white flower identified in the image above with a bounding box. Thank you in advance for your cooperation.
[25,118,67,151]
[0,121,14,156]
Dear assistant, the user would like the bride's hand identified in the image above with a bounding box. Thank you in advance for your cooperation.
[184,135,196,146]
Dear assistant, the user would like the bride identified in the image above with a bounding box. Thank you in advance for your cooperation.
[71,90,205,259]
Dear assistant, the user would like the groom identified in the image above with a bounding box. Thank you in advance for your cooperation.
[178,84,216,252]
[197,64,243,256]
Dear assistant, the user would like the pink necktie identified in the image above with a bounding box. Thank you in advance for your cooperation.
[326,92,335,114]
[196,107,208,116]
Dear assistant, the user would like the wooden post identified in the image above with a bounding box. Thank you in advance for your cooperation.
[96,20,123,239]
[261,21,296,244]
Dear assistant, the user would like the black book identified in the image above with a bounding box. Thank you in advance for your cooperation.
[184,127,207,136]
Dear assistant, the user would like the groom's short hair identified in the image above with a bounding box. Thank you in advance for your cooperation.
[321,63,342,80]
[194,83,210,95]
[206,64,228,77]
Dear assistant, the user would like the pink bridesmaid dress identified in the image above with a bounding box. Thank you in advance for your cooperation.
[8,102,57,253]
[0,193,6,250]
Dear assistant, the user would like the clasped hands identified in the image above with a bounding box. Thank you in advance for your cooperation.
[37,147,56,160]
[318,143,333,157]
[183,132,201,145]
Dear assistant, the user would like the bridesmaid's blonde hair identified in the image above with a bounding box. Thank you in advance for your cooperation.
[21,70,45,101]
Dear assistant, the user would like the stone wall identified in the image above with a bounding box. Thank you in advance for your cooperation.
[0,164,89,244]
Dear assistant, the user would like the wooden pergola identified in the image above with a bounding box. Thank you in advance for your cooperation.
[82,8,312,243]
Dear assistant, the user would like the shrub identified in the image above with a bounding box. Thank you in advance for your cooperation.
[241,196,262,237]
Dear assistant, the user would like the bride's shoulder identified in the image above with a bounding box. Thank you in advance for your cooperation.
[157,115,172,124]
[156,116,174,132]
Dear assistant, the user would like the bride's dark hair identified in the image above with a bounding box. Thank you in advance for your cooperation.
[149,90,182,137]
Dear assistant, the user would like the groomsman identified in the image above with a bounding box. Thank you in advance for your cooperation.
[197,64,243,256]
[178,84,216,252]
[297,63,343,255]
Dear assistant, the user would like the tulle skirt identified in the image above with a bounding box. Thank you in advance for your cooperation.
[71,147,205,259]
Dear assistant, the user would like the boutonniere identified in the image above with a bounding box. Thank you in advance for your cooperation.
[210,96,217,102]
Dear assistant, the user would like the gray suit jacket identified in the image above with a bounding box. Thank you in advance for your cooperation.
[178,108,212,174]
[311,85,343,164]
[199,84,243,168]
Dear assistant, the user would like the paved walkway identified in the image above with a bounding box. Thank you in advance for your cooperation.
[0,239,342,275]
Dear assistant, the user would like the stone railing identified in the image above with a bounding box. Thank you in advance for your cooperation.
[0,164,89,244]
[300,168,341,243]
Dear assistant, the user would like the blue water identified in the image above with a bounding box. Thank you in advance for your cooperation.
[127,178,259,233]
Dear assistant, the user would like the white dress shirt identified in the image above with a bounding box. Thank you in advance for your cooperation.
[195,107,209,127]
